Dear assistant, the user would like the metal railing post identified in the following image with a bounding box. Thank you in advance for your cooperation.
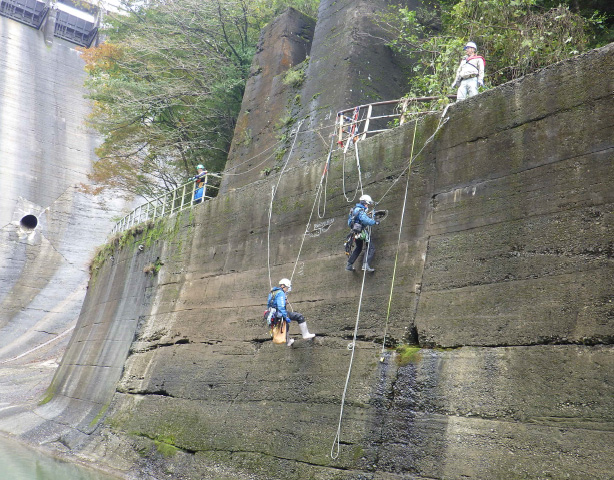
[180,184,186,212]
[361,104,373,141]
[399,98,410,126]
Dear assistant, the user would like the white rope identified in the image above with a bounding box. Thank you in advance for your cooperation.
[380,121,418,356]
[341,140,365,204]
[331,106,451,460]
[222,120,336,177]
[376,104,450,205]
[331,236,371,460]
[267,184,275,291]
[290,133,336,283]
[354,140,364,198]
[266,120,304,289]
[316,134,335,219]
[342,148,360,203]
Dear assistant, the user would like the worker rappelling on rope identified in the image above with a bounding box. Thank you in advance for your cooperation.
[451,41,485,101]
[265,278,315,346]
[345,194,379,272]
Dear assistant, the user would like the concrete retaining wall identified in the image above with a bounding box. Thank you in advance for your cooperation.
[9,41,612,479]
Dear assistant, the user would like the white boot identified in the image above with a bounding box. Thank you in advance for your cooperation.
[299,322,315,339]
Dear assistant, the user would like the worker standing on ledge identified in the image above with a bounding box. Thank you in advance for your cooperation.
[451,41,485,101]
[267,278,315,346]
[193,164,207,204]
[346,194,379,273]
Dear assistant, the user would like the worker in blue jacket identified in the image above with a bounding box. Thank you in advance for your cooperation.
[268,278,315,346]
[346,194,379,272]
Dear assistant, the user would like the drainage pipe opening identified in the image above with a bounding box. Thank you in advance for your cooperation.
[20,214,38,230]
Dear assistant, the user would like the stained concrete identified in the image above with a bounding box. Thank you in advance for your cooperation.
[0,4,612,480]
[0,13,128,417]
[2,40,611,480]
[222,0,418,193]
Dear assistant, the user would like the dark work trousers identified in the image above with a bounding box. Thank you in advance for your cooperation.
[348,236,375,266]
[287,311,305,324]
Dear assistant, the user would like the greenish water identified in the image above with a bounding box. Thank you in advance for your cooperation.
[0,436,120,480]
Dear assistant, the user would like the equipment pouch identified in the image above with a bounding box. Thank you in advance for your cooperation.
[264,307,277,326]
[351,222,363,233]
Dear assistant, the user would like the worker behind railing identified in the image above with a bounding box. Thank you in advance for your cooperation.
[192,165,208,204]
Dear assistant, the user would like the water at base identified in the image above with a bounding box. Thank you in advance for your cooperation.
[0,435,120,480]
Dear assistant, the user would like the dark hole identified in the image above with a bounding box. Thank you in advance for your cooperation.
[20,214,38,230]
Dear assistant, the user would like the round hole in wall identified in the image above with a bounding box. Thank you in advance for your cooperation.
[20,214,38,230]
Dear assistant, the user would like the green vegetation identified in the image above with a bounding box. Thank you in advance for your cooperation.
[283,63,306,88]
[89,403,110,428]
[38,383,57,406]
[81,0,320,199]
[154,436,180,457]
[143,257,164,276]
[382,0,612,106]
[395,344,422,366]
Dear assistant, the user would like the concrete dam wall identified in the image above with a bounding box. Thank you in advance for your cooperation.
[8,36,613,479]
[0,13,126,409]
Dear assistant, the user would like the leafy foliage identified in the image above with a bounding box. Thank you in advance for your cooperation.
[383,0,605,102]
[82,0,319,199]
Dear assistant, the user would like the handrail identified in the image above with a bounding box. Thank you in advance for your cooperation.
[111,172,222,235]
[337,95,456,150]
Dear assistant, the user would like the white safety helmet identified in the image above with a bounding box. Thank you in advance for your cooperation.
[359,194,373,205]
[464,41,477,50]
[196,164,205,170]
[279,278,292,291]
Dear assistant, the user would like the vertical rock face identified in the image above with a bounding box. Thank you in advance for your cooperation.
[221,0,417,192]
[7,40,612,480]
[221,8,315,191]
[0,17,125,377]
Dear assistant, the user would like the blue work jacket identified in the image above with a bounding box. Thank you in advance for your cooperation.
[348,203,376,227]
[267,287,289,321]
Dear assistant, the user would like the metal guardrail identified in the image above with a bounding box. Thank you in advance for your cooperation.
[111,172,221,235]
[336,95,456,150]
[112,96,456,235]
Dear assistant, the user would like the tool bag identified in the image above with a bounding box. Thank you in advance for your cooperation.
[272,319,287,344]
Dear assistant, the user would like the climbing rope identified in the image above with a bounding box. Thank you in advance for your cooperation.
[342,148,360,203]
[267,120,305,290]
[330,232,371,460]
[222,120,337,177]
[354,140,365,198]
[380,120,418,357]
[341,139,366,203]
[376,104,450,205]
[316,133,336,219]
[290,133,336,283]
[330,105,451,460]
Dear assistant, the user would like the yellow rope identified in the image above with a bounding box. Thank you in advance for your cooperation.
[380,120,418,359]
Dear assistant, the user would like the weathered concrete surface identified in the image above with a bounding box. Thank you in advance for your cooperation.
[222,8,315,189]
[0,14,127,423]
[0,7,612,476]
[222,0,418,192]
[7,40,611,480]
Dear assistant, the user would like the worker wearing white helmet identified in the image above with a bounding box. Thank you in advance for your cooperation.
[451,41,485,101]
[346,194,379,272]
[266,278,315,346]
[192,164,208,204]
